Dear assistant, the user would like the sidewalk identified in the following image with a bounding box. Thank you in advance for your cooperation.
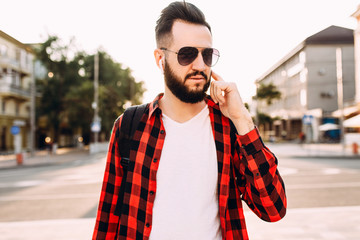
[0,142,358,170]
[266,142,360,159]
[0,147,93,170]
[0,206,358,240]
[244,205,360,240]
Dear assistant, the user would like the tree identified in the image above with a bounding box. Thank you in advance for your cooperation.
[80,51,145,139]
[35,36,81,144]
[257,112,276,126]
[35,36,145,146]
[255,83,281,105]
[253,83,281,128]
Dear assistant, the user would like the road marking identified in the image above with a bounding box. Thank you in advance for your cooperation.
[0,218,95,240]
[286,181,360,189]
[0,175,102,188]
[322,168,342,175]
[0,180,45,188]
[278,167,298,176]
[278,167,349,176]
[0,193,99,201]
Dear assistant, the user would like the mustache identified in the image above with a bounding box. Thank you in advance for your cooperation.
[185,71,208,81]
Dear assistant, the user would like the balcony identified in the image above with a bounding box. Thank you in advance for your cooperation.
[0,55,32,76]
[0,80,30,101]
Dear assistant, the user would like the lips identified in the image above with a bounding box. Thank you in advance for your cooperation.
[189,75,205,81]
[185,71,208,82]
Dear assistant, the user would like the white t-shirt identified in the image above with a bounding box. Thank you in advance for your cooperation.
[149,106,222,240]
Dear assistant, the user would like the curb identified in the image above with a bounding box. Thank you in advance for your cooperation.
[276,154,360,159]
[0,149,99,170]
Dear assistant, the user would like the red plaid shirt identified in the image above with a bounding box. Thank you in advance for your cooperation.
[93,94,286,240]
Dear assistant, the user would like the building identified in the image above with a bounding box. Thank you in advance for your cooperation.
[0,30,35,153]
[353,6,360,105]
[255,26,355,142]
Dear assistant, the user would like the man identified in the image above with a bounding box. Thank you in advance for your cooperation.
[93,1,286,239]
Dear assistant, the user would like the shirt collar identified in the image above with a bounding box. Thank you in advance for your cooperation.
[148,93,219,119]
[148,93,164,119]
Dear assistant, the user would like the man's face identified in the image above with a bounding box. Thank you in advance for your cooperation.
[163,60,210,103]
[163,20,213,103]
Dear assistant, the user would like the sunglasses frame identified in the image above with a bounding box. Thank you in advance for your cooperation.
[160,46,220,67]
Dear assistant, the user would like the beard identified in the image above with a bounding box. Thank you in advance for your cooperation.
[164,61,210,104]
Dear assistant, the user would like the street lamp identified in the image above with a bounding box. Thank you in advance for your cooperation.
[92,52,100,143]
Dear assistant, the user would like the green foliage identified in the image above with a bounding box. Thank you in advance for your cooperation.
[35,35,145,144]
[256,83,281,105]
[257,112,273,125]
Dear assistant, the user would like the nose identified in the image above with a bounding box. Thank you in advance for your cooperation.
[191,52,207,72]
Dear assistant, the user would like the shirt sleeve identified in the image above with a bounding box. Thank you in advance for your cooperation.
[232,127,287,222]
[93,116,123,239]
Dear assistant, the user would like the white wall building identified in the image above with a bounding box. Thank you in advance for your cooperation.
[0,30,35,152]
[255,26,355,142]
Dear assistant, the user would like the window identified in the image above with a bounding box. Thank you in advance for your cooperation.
[0,45,7,56]
[300,89,307,107]
[15,102,20,116]
[2,100,6,114]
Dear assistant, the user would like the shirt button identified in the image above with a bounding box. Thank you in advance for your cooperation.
[146,223,150,228]
[153,158,158,163]
[150,191,154,195]
[160,130,165,134]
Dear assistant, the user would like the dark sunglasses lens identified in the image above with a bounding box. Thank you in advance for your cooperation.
[177,47,198,66]
[203,48,219,67]
[202,48,214,66]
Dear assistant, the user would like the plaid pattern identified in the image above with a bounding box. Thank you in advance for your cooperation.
[93,94,287,240]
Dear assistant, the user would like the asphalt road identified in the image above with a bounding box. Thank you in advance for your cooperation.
[0,149,359,239]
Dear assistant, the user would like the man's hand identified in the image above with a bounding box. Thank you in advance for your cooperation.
[210,71,255,135]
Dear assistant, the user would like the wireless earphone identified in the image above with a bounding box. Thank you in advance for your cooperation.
[159,59,164,73]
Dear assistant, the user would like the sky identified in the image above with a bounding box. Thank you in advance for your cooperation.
[1,0,359,103]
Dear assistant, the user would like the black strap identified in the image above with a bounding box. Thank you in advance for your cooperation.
[119,104,147,164]
[114,103,147,216]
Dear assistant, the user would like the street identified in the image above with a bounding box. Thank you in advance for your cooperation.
[0,150,105,239]
[0,144,359,239]
[244,147,360,240]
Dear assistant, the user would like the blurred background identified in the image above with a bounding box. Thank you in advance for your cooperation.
[0,0,360,239]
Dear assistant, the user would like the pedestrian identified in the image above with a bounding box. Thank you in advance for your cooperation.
[93,1,287,239]
[299,131,306,144]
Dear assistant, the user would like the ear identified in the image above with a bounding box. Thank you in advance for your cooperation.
[159,59,164,73]
[154,49,164,73]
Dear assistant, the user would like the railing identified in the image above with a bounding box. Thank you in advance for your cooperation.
[0,56,32,75]
[0,80,31,98]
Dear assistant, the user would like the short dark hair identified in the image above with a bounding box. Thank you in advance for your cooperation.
[155,1,211,48]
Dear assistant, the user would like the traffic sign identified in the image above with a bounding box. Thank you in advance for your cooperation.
[302,115,313,125]
[11,126,20,135]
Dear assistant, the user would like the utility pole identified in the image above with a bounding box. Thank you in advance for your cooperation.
[336,47,345,152]
[30,61,36,157]
[93,52,100,144]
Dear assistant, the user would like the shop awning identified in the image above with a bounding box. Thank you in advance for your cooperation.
[343,114,360,128]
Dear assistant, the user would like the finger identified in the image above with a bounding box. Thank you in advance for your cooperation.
[213,81,225,104]
[216,84,225,104]
[210,81,221,104]
[211,71,223,82]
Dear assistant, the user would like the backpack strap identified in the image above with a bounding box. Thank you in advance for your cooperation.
[119,103,147,167]
[114,103,147,216]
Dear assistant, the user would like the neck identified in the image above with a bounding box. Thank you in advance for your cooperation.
[159,88,206,123]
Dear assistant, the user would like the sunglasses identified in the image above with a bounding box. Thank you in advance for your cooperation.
[160,46,220,67]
